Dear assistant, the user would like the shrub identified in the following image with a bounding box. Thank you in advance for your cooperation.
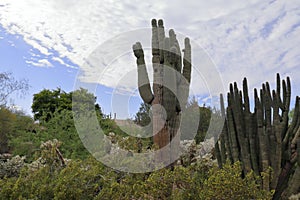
[200,161,274,200]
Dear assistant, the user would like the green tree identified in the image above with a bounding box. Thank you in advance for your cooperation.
[32,88,72,122]
[134,98,212,144]
[8,109,90,161]
[44,109,90,159]
[0,107,16,153]
[0,108,35,154]
[289,108,294,124]
[134,102,151,126]
[180,97,212,143]
[32,88,103,122]
[8,111,37,161]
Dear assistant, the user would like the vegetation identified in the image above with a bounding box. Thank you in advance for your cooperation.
[0,72,29,153]
[0,81,278,199]
[134,102,151,127]
[0,142,273,199]
[134,99,211,144]
[1,18,299,199]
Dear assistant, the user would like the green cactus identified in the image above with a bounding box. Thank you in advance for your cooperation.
[215,74,300,199]
[132,19,192,163]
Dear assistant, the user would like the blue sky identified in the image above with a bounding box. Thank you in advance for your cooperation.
[0,0,300,118]
[0,24,142,118]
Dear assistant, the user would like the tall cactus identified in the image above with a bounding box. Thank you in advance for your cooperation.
[132,19,191,163]
[216,74,300,199]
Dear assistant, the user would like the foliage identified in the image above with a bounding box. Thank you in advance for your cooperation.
[32,88,72,122]
[99,118,127,136]
[8,88,130,163]
[0,106,36,154]
[0,142,274,200]
[0,107,16,153]
[201,161,274,200]
[6,112,39,161]
[134,98,212,144]
[53,157,111,200]
[9,110,90,161]
[42,109,90,160]
[0,155,26,178]
[7,88,118,161]
[133,102,153,139]
[32,88,102,122]
[134,102,151,127]
[0,148,113,200]
[289,108,294,124]
[0,86,279,199]
[180,97,212,144]
[92,162,209,200]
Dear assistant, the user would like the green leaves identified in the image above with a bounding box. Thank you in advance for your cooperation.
[202,162,274,200]
[32,88,72,122]
[32,88,103,123]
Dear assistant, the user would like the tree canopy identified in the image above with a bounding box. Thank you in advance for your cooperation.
[32,88,102,122]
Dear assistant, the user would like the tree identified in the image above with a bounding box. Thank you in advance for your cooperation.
[134,97,212,144]
[0,107,34,154]
[134,102,151,126]
[289,108,294,124]
[180,97,211,143]
[32,88,72,122]
[0,72,29,106]
[0,107,16,153]
[27,88,105,159]
[32,88,103,122]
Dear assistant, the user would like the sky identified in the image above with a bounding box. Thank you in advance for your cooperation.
[0,0,299,119]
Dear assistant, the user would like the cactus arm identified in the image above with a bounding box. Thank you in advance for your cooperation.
[133,42,154,104]
[281,77,291,137]
[182,38,191,84]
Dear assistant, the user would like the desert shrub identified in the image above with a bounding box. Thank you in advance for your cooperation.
[53,157,112,200]
[0,139,275,200]
[200,161,274,200]
[0,155,25,178]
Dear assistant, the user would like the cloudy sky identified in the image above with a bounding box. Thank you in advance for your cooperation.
[0,0,299,118]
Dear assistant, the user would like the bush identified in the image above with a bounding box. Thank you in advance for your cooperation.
[0,138,275,199]
[0,155,25,178]
[201,161,274,200]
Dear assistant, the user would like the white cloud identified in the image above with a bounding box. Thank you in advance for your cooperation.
[0,0,299,101]
[26,59,52,68]
[52,56,78,69]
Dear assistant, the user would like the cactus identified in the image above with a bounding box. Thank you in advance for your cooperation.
[132,19,191,163]
[216,74,300,199]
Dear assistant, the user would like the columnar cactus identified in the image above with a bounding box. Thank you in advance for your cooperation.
[132,19,191,163]
[216,74,300,199]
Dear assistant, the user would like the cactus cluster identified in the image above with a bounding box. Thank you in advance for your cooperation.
[132,19,191,162]
[215,74,300,199]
